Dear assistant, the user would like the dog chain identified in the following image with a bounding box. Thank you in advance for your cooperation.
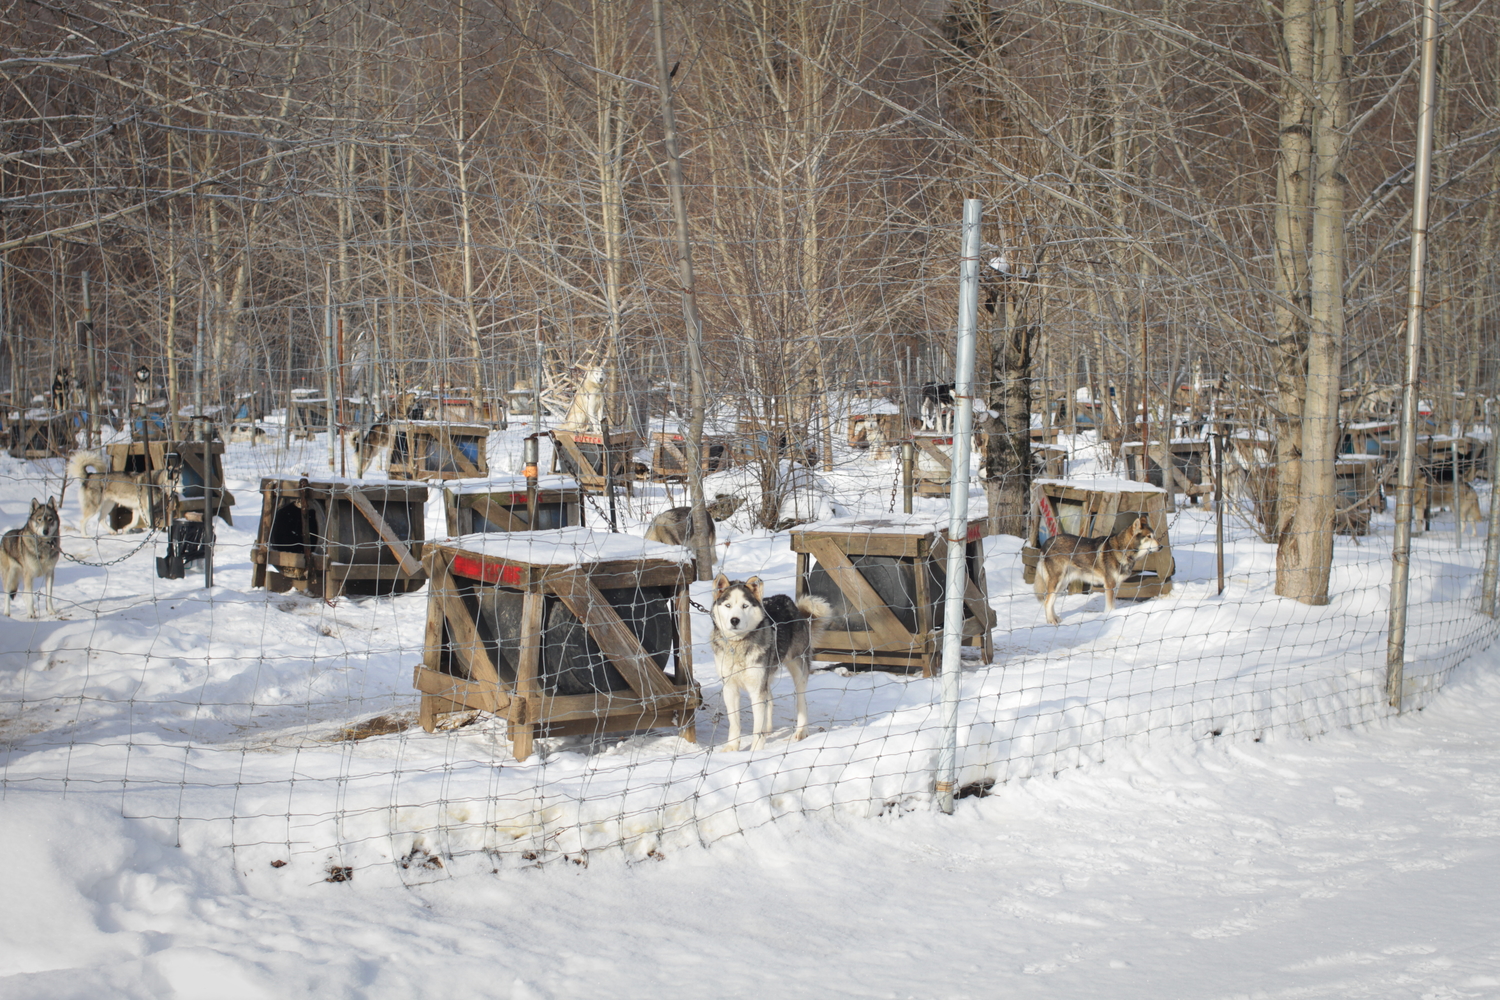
[887,461,901,513]
[61,528,160,567]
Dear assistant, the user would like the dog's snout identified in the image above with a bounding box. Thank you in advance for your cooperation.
[729,616,740,627]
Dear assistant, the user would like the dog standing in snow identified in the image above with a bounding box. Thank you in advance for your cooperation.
[709,574,830,751]
[1,497,60,617]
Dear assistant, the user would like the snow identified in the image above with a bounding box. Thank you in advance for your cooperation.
[443,526,693,565]
[1034,475,1166,494]
[1,419,1498,996]
[444,473,581,495]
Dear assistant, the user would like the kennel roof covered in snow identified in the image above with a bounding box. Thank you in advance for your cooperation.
[444,473,581,495]
[1034,476,1166,494]
[443,526,693,567]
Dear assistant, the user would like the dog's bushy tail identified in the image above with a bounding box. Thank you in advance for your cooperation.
[67,449,107,481]
[795,595,833,639]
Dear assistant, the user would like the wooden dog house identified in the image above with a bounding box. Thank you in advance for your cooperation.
[249,476,428,598]
[415,529,701,760]
[790,514,996,677]
[910,431,959,495]
[550,429,639,494]
[1021,478,1174,600]
[847,412,907,450]
[442,474,585,535]
[1121,439,1212,498]
[649,431,732,481]
[1031,443,1068,479]
[383,421,490,480]
[103,439,234,527]
[6,410,73,459]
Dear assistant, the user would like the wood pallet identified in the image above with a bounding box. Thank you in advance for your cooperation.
[550,429,638,494]
[415,531,700,760]
[443,474,584,535]
[791,515,996,677]
[1021,478,1175,600]
[249,476,428,598]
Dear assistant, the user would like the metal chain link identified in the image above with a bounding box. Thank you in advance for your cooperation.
[61,528,160,567]
[886,459,901,513]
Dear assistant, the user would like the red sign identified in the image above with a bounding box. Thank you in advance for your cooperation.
[1037,493,1060,538]
[451,554,524,586]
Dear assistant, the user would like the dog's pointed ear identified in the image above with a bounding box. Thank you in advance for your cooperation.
[713,573,730,598]
[744,576,764,600]
[31,498,40,512]
[47,497,58,511]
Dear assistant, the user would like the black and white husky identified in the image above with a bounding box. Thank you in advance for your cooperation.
[709,574,831,751]
[1,498,61,617]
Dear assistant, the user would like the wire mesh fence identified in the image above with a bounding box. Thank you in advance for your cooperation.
[1,0,1499,880]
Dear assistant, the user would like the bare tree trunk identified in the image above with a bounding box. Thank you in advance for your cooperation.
[1279,0,1347,605]
[1272,0,1314,589]
[984,280,1034,538]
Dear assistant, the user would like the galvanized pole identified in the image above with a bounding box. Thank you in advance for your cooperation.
[937,198,983,815]
[1387,0,1441,711]
[1480,399,1500,615]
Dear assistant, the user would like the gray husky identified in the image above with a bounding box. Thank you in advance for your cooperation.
[709,574,831,751]
[644,505,717,551]
[1,498,61,617]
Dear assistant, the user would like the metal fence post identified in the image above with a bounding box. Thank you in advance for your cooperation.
[1386,0,1440,711]
[937,198,982,815]
[1480,399,1500,616]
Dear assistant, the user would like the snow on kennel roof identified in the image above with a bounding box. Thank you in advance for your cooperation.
[444,473,581,495]
[791,512,983,536]
[444,526,693,566]
[1035,476,1166,494]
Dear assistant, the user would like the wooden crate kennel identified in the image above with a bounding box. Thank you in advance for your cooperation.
[1121,439,1213,498]
[382,420,490,480]
[791,514,996,677]
[415,530,701,761]
[1031,443,1068,479]
[103,439,235,527]
[1021,478,1175,600]
[847,413,907,449]
[443,474,585,535]
[6,410,74,459]
[649,431,732,480]
[249,476,428,598]
[550,429,639,493]
[911,431,959,495]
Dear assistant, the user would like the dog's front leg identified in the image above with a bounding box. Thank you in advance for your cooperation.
[1103,582,1116,612]
[719,675,743,752]
[748,676,771,751]
[44,573,55,616]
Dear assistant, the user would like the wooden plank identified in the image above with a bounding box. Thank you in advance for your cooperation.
[802,536,918,650]
[413,665,506,713]
[432,427,483,478]
[438,579,501,687]
[469,494,527,532]
[548,569,677,701]
[509,590,545,761]
[790,530,926,559]
[345,487,422,577]
[816,631,931,653]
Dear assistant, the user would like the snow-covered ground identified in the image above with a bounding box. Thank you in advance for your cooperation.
[2,418,1498,996]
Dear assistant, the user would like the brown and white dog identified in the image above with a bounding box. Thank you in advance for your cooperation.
[709,574,831,751]
[1034,515,1162,625]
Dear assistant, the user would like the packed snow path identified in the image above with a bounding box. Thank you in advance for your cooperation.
[3,653,1498,998]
